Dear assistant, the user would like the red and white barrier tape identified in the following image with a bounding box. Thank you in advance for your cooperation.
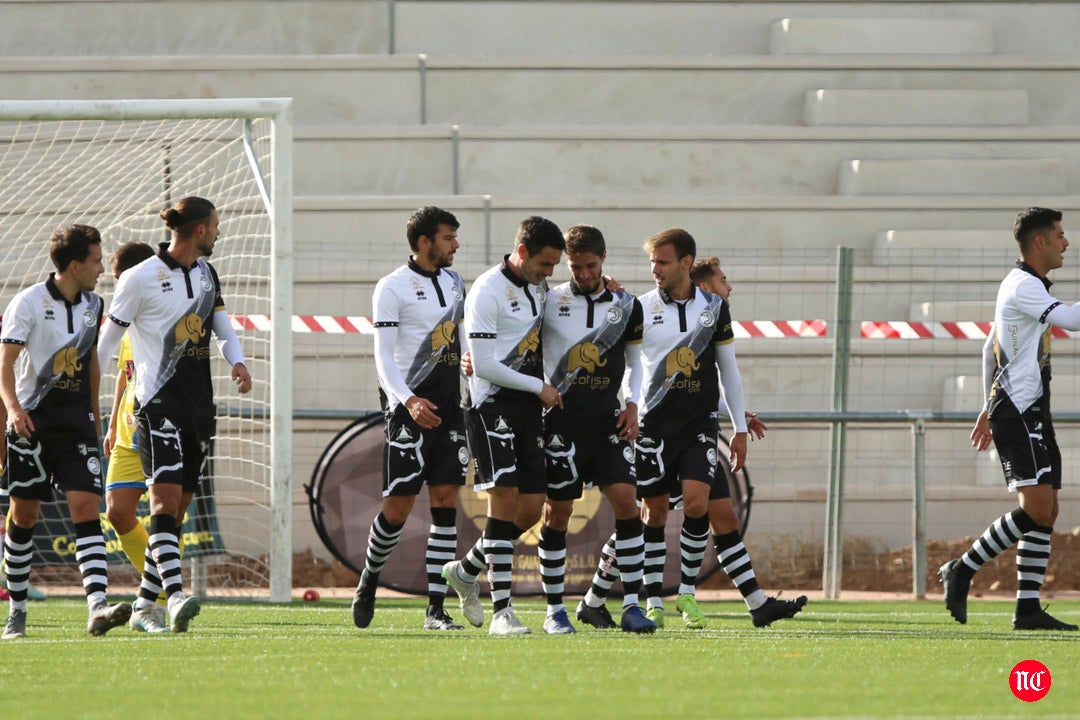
[228,315,828,338]
[228,316,1077,340]
[860,321,1075,340]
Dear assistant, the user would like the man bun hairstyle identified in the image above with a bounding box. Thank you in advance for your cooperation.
[160,196,216,238]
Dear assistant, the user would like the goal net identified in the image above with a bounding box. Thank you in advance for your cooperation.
[0,99,293,601]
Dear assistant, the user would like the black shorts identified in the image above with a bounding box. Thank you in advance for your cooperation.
[464,396,546,495]
[634,421,720,500]
[137,412,214,494]
[989,399,1062,491]
[2,431,103,501]
[383,404,468,496]
[544,427,636,501]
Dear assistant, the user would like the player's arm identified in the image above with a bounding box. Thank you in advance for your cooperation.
[616,341,642,440]
[371,279,441,428]
[103,361,126,458]
[89,347,102,441]
[211,309,251,394]
[468,291,559,408]
[0,343,32,437]
[716,341,748,472]
[970,328,995,451]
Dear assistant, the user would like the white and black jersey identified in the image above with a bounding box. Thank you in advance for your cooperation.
[463,257,547,407]
[372,259,466,413]
[105,244,224,419]
[542,282,642,431]
[988,262,1059,416]
[638,286,733,438]
[0,274,102,437]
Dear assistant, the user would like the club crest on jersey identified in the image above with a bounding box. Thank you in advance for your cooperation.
[199,271,213,293]
[82,309,96,327]
[430,320,457,353]
[567,342,607,373]
[517,327,540,355]
[665,347,700,378]
[606,306,624,325]
[699,310,715,328]
[171,313,209,359]
[410,277,426,300]
[52,346,82,377]
[506,286,520,312]
[451,283,463,300]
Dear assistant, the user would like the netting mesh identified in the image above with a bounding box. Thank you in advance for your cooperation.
[0,114,276,598]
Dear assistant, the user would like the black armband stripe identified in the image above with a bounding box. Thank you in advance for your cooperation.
[1040,302,1062,324]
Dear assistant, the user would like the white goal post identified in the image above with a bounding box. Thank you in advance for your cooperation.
[0,98,293,602]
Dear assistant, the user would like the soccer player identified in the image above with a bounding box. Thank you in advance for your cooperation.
[941,207,1080,631]
[101,241,172,631]
[97,197,252,634]
[442,216,564,635]
[351,206,469,632]
[689,257,767,442]
[1,224,131,639]
[633,229,804,629]
[535,224,655,634]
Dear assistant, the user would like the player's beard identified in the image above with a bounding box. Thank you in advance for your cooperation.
[571,276,601,295]
[428,246,453,268]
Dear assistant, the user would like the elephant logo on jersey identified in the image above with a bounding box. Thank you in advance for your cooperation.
[175,313,207,346]
[567,342,608,374]
[665,346,700,378]
[517,327,540,356]
[52,346,83,377]
[431,320,457,353]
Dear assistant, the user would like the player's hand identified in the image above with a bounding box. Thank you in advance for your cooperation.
[602,275,623,293]
[970,410,992,451]
[746,411,768,441]
[728,431,748,472]
[103,427,116,458]
[616,402,639,441]
[6,406,34,439]
[232,362,253,394]
[460,350,474,377]
[538,383,563,410]
[406,395,442,429]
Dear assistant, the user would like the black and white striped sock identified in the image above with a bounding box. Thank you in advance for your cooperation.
[677,514,710,596]
[3,522,34,611]
[538,525,567,614]
[642,524,667,610]
[483,518,519,612]
[615,517,644,608]
[74,520,108,609]
[364,512,405,575]
[148,514,183,600]
[1016,525,1053,616]
[583,532,618,607]
[714,530,766,610]
[426,507,457,610]
[959,508,1037,577]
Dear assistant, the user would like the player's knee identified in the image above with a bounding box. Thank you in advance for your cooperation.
[543,501,572,530]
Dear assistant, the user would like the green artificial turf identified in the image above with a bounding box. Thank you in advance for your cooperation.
[1,598,1076,719]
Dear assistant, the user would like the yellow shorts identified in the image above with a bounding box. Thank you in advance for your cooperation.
[105,445,146,492]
